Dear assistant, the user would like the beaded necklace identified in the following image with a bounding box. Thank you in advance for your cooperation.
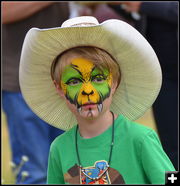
[75,111,115,182]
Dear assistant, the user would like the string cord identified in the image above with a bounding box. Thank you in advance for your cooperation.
[75,111,115,169]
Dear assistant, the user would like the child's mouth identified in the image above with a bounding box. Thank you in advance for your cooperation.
[82,103,96,109]
[77,103,103,112]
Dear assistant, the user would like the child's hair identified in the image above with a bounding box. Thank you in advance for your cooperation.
[51,46,121,89]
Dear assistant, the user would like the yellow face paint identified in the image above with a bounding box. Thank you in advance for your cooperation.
[61,57,112,112]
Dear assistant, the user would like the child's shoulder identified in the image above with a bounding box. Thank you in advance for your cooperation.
[118,115,157,141]
[50,125,76,149]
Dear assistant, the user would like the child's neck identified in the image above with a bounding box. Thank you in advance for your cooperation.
[76,111,117,139]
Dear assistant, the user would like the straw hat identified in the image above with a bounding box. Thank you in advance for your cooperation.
[19,16,162,130]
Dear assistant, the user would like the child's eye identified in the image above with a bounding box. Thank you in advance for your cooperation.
[92,75,106,83]
[66,78,82,86]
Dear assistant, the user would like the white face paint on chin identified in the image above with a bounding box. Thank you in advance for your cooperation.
[77,104,101,118]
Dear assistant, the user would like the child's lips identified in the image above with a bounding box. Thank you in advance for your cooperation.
[77,102,103,113]
[81,102,97,109]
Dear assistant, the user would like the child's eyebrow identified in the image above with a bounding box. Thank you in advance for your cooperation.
[71,64,78,68]
[71,64,83,77]
[91,66,96,74]
[91,66,105,76]
[70,64,106,80]
[91,66,97,75]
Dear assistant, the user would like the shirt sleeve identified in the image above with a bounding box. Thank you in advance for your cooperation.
[140,130,175,184]
[47,142,65,184]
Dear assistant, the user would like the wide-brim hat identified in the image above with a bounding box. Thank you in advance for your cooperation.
[19,16,162,131]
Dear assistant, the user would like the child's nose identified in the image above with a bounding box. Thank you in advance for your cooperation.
[82,90,94,96]
[81,82,95,96]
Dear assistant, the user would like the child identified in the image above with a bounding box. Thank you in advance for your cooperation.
[19,16,175,184]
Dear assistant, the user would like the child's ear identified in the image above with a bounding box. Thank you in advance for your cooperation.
[53,80,65,98]
[111,81,118,95]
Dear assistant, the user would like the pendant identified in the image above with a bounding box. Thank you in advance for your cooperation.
[79,160,111,184]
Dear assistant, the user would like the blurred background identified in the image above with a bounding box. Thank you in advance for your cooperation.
[2,1,178,184]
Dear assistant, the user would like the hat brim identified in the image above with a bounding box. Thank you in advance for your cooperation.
[19,19,162,130]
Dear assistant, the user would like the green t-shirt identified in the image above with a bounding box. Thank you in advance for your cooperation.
[47,115,175,184]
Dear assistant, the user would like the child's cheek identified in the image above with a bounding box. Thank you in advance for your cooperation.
[66,85,82,101]
[92,81,111,99]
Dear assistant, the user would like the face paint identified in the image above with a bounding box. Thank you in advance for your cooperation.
[60,58,112,114]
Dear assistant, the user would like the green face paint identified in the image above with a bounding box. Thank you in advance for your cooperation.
[60,58,112,112]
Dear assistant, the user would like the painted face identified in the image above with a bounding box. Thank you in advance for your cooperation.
[60,58,112,116]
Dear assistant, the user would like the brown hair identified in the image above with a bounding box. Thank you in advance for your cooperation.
[51,46,121,88]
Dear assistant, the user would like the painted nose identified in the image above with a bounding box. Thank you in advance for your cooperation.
[82,90,94,96]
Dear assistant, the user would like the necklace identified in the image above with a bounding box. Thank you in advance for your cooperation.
[75,111,115,182]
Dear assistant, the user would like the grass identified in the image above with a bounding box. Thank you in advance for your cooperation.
[1,108,157,184]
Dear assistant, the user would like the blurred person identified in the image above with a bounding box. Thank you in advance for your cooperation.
[2,2,69,184]
[75,2,132,24]
[108,1,178,170]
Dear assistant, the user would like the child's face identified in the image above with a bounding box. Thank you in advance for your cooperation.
[59,57,115,118]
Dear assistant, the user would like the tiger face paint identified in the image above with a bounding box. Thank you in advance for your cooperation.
[60,58,112,116]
